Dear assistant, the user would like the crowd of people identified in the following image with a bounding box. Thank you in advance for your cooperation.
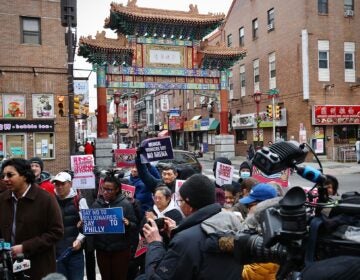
[0,144,358,280]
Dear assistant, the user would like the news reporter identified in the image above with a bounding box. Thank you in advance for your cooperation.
[0,158,63,279]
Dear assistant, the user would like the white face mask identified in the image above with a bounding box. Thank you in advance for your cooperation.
[240,171,251,178]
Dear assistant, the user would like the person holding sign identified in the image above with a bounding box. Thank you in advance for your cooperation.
[92,170,138,280]
[140,174,241,280]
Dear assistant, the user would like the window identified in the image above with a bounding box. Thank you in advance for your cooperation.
[5,134,26,158]
[318,40,330,81]
[227,34,233,47]
[267,8,275,30]
[21,17,41,44]
[269,52,276,89]
[240,65,246,97]
[344,42,355,82]
[236,129,247,143]
[344,0,354,11]
[239,27,244,46]
[252,19,258,39]
[34,133,55,159]
[253,59,260,91]
[334,125,357,144]
[318,0,328,14]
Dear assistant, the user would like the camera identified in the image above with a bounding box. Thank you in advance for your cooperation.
[227,141,360,278]
[148,218,165,230]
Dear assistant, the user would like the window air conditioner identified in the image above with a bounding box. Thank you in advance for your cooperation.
[344,10,354,17]
[267,23,274,31]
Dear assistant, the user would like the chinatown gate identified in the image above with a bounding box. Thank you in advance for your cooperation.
[78,1,245,168]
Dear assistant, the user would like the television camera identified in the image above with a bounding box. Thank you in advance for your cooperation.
[229,141,360,279]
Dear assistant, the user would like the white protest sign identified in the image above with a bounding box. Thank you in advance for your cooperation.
[215,162,234,186]
[71,154,96,189]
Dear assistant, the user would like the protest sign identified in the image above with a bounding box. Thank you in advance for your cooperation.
[140,137,174,163]
[71,155,96,189]
[174,179,185,202]
[114,148,136,168]
[215,162,234,186]
[252,166,290,187]
[81,207,124,234]
[122,184,136,199]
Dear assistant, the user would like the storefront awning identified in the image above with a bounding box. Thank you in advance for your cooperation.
[208,119,220,130]
[158,130,169,137]
[191,115,202,121]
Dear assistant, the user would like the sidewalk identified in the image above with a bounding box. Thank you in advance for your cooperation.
[200,153,360,175]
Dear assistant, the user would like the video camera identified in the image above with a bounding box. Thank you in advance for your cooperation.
[229,141,360,279]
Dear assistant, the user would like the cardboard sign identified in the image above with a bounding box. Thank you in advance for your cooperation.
[122,184,136,199]
[252,166,290,187]
[140,137,174,163]
[215,162,234,186]
[114,148,136,168]
[71,155,96,189]
[81,207,124,234]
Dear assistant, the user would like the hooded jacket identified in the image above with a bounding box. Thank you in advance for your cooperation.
[37,171,55,195]
[92,193,138,252]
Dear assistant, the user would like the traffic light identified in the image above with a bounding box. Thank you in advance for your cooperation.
[266,105,273,119]
[57,96,65,117]
[74,96,80,116]
[275,105,281,119]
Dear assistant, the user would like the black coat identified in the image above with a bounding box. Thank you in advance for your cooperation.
[92,194,138,252]
[144,204,242,280]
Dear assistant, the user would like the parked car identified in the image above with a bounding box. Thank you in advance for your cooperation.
[156,149,202,174]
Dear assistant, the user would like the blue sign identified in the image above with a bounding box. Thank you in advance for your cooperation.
[201,118,210,127]
[81,207,124,234]
[140,137,174,163]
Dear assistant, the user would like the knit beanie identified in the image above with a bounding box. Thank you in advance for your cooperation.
[239,160,253,176]
[213,157,232,173]
[179,174,215,209]
[29,157,44,171]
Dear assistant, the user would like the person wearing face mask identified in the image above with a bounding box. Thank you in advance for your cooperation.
[238,160,253,183]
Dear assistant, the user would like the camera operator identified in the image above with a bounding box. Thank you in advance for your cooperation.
[139,174,241,280]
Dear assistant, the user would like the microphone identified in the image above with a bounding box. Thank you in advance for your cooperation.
[13,253,31,274]
[295,166,327,184]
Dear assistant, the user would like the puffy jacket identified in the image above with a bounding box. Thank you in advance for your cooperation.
[92,193,138,252]
[242,263,279,280]
[144,204,242,280]
[37,171,55,195]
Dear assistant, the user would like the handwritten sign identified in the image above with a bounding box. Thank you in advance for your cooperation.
[215,162,234,186]
[81,207,124,234]
[122,184,136,199]
[115,148,136,168]
[71,155,96,189]
[140,137,174,163]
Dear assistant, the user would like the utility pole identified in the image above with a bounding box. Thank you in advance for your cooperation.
[61,0,77,155]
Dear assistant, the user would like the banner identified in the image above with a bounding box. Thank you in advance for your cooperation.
[215,162,234,186]
[71,155,96,189]
[122,184,136,199]
[81,207,124,234]
[252,166,290,188]
[140,137,174,163]
[114,148,136,167]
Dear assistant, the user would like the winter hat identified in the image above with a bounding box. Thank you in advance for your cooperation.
[179,174,215,209]
[239,160,253,176]
[213,157,232,173]
[239,183,277,205]
[29,157,44,171]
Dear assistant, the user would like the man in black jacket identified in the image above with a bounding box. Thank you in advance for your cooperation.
[141,174,241,280]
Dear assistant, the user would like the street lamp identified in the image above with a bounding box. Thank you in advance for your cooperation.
[114,91,121,149]
[253,91,262,149]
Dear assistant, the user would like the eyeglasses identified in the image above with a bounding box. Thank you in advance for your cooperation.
[176,199,185,207]
[103,188,115,193]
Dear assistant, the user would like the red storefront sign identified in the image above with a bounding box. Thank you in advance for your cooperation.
[169,116,184,130]
[313,105,360,125]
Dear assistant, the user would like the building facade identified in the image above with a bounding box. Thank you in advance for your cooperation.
[218,0,360,159]
[0,0,70,173]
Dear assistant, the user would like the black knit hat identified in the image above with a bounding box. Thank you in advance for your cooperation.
[29,157,44,171]
[179,174,215,209]
[213,157,232,173]
[239,160,253,175]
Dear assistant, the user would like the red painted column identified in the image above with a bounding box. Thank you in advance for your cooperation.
[96,66,108,138]
[219,71,229,135]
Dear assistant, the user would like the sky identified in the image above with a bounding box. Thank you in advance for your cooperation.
[74,0,233,111]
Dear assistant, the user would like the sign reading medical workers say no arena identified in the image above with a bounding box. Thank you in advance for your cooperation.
[81,207,125,234]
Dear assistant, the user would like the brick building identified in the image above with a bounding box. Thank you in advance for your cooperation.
[216,0,360,160]
[0,0,70,174]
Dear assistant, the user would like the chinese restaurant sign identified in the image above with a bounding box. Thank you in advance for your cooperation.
[313,105,360,125]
